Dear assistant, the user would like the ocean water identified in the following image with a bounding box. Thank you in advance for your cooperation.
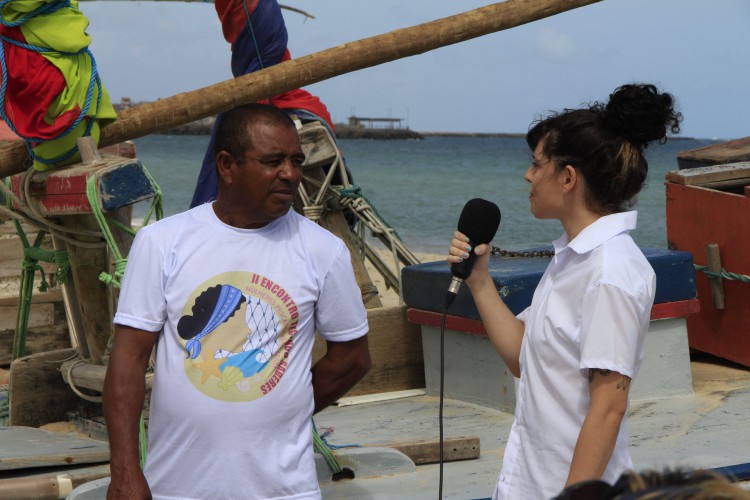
[131,135,720,254]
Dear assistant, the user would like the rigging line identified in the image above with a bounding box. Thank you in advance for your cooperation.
[241,0,265,70]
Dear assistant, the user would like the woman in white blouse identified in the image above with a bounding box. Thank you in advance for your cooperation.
[448,83,682,500]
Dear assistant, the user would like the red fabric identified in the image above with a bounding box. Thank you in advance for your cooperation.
[215,0,257,45]
[0,26,80,141]
[212,3,335,131]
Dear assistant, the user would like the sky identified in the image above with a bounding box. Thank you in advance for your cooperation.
[82,0,750,140]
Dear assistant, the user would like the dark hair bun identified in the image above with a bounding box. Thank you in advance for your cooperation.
[603,83,682,147]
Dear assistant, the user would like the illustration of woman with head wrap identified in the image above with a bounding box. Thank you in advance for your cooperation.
[178,284,246,359]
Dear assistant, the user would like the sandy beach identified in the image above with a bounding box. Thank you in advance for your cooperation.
[364,244,444,308]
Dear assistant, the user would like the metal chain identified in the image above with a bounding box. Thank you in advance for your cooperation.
[490,246,555,258]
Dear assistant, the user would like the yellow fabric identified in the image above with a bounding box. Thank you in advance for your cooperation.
[2,0,117,170]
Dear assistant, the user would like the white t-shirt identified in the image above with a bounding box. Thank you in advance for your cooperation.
[493,211,655,500]
[114,203,369,500]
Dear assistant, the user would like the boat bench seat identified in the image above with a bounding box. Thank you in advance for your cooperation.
[402,248,699,411]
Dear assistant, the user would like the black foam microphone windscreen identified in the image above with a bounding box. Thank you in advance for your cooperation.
[450,198,502,281]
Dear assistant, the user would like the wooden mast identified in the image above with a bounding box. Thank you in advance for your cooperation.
[0,0,601,176]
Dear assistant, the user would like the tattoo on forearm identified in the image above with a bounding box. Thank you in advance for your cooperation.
[588,369,631,390]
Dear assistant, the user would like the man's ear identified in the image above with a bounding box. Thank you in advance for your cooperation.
[216,151,236,185]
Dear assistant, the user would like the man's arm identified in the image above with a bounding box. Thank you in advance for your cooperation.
[311,335,371,414]
[103,325,159,500]
[565,368,630,488]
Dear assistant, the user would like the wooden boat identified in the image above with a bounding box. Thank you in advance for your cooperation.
[2,0,750,498]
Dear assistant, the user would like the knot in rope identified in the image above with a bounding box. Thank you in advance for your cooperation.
[338,185,364,199]
[99,258,127,288]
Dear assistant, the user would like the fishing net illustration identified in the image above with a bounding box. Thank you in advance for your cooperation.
[243,295,281,363]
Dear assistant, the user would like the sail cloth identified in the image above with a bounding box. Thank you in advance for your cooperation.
[190,0,336,207]
[0,0,117,170]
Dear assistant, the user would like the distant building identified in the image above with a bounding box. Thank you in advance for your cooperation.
[347,116,406,129]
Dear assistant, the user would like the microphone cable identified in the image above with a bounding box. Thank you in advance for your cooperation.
[438,293,456,499]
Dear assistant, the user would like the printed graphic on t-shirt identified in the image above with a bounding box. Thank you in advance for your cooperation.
[177,271,299,402]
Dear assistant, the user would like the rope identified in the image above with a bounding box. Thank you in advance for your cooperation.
[240,0,265,70]
[694,264,750,284]
[312,421,355,481]
[0,0,103,166]
[338,184,406,243]
[84,163,163,288]
[64,359,102,403]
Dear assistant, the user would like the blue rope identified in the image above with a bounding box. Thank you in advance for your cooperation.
[0,0,102,166]
[241,0,265,70]
[0,0,69,27]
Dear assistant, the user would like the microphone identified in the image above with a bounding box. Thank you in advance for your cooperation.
[444,198,501,310]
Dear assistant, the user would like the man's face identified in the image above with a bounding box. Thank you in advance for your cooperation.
[225,123,305,228]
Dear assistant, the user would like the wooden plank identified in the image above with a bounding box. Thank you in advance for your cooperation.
[666,182,750,367]
[0,303,53,331]
[299,122,337,169]
[0,290,63,308]
[371,436,480,465]
[0,323,71,366]
[706,243,725,310]
[0,463,111,498]
[665,162,750,187]
[312,306,424,397]
[60,359,153,393]
[60,214,114,365]
[9,156,155,216]
[677,136,750,169]
[8,348,101,427]
[0,426,108,471]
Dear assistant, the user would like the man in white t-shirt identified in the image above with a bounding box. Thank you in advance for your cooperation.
[103,103,371,500]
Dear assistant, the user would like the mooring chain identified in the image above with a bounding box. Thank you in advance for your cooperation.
[490,246,555,258]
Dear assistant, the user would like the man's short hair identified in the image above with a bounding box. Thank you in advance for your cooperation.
[215,103,297,164]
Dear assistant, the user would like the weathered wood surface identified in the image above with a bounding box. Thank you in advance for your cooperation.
[60,215,114,365]
[666,182,750,367]
[0,232,57,280]
[60,359,153,393]
[0,0,602,177]
[665,162,750,189]
[0,463,110,499]
[8,155,156,216]
[677,136,750,170]
[1,323,70,366]
[299,128,382,308]
[8,348,100,427]
[0,303,53,331]
[372,436,480,465]
[0,426,108,471]
[313,306,424,396]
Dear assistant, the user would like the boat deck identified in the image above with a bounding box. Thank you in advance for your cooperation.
[315,353,750,499]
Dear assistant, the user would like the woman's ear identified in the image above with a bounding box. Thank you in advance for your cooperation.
[561,164,578,194]
[216,151,235,185]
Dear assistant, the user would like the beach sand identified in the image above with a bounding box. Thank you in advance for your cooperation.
[364,244,445,308]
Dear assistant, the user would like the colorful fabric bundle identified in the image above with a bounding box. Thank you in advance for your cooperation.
[0,0,116,170]
[191,0,336,207]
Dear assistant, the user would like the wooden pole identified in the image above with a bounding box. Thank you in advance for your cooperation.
[0,0,601,177]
